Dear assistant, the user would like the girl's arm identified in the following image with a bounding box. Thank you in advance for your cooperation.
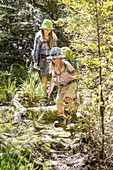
[69,72,78,81]
[33,32,41,68]
[47,77,56,96]
[33,37,38,63]
[65,61,79,81]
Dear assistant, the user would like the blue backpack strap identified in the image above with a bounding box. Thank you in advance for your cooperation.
[74,60,78,69]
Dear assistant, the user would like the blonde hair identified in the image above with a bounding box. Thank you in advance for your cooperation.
[41,30,56,48]
[49,59,64,74]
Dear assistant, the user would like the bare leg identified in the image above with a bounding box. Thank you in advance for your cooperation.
[54,94,66,127]
[65,97,78,123]
[54,106,66,127]
[41,77,47,95]
[57,107,64,115]
[65,97,75,111]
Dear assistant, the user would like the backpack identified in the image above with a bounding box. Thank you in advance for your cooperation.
[61,47,79,75]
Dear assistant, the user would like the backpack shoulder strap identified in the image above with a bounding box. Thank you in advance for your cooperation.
[63,61,72,74]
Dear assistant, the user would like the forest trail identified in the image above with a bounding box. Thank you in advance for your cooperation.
[0,91,112,169]
[0,102,92,170]
[23,122,87,170]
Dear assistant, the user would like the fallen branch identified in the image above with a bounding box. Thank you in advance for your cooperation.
[28,105,57,112]
[12,94,57,121]
[0,106,13,111]
[12,94,27,121]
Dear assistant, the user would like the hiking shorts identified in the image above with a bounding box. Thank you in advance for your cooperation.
[39,59,50,78]
[56,82,77,108]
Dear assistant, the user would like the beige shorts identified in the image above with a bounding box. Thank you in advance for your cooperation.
[56,82,77,108]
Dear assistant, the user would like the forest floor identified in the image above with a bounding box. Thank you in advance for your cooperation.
[0,71,113,169]
[0,98,113,170]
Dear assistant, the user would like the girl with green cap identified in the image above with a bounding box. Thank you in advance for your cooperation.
[32,19,57,95]
[47,47,78,127]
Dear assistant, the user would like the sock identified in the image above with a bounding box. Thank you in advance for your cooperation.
[59,111,64,115]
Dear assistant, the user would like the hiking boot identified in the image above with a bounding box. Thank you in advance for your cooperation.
[64,110,71,125]
[66,118,71,125]
[71,111,78,123]
[54,115,66,127]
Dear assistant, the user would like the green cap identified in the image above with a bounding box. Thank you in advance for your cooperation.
[40,19,54,30]
[47,47,65,59]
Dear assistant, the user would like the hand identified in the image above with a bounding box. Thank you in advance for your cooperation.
[69,74,78,81]
[47,87,52,96]
[48,91,51,96]
[34,63,37,68]
[34,63,40,70]
[69,76,76,81]
[34,66,38,69]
